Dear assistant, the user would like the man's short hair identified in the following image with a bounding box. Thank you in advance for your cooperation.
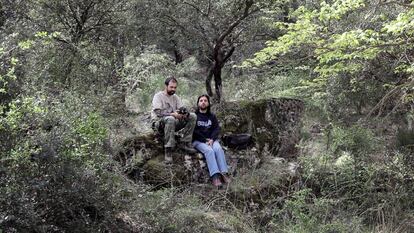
[164,77,178,86]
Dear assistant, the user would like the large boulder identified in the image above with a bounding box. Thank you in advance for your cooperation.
[215,98,304,158]
[108,98,304,186]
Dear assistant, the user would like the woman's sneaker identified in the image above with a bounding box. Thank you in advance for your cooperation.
[221,174,231,184]
[211,174,223,187]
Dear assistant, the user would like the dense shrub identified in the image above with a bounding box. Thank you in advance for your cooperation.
[268,188,366,233]
[297,124,414,231]
[122,48,204,112]
[1,157,128,232]
[0,93,134,232]
[330,124,377,157]
[134,188,255,233]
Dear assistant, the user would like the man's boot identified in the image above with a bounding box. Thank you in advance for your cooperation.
[164,147,173,164]
[178,142,197,154]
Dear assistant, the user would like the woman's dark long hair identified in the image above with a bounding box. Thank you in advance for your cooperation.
[195,94,211,114]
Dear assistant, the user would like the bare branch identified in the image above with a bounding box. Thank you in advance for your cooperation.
[367,84,402,118]
[216,0,259,45]
[67,0,81,28]
[160,14,214,50]
[183,1,208,17]
[380,0,414,8]
[182,1,219,32]
[223,46,235,64]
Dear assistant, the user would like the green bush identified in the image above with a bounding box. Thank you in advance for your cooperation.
[298,127,414,231]
[135,188,255,233]
[330,124,377,156]
[268,188,366,233]
[224,68,305,101]
[0,157,130,232]
[122,48,204,112]
[0,93,135,232]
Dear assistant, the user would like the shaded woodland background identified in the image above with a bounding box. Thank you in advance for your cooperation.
[1,0,414,232]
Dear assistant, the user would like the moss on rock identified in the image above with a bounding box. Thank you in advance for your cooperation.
[215,98,304,158]
[142,155,189,186]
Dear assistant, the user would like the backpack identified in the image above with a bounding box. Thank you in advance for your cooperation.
[222,133,254,149]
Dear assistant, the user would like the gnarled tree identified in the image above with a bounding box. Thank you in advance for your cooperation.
[144,0,287,102]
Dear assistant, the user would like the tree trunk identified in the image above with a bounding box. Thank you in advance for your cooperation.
[206,67,214,97]
[213,65,223,103]
[206,40,234,101]
[0,2,4,28]
[206,62,224,103]
[173,48,183,64]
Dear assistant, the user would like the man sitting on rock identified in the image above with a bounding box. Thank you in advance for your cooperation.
[151,77,197,164]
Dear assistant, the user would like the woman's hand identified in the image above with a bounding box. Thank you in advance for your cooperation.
[206,139,214,146]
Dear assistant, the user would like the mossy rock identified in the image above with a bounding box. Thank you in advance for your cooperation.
[142,155,190,186]
[109,98,304,186]
[107,113,154,156]
[215,98,304,158]
[397,129,414,148]
[115,133,161,165]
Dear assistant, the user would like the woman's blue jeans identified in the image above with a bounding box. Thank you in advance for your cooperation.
[192,140,228,177]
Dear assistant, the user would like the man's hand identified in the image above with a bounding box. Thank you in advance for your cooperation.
[171,112,184,120]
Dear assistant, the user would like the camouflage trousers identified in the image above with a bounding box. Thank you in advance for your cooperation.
[153,113,197,148]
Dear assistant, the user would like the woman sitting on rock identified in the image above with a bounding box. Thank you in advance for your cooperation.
[192,94,230,187]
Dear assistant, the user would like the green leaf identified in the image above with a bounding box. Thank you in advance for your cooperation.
[18,40,34,50]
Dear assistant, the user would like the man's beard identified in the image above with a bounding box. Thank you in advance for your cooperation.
[167,90,175,95]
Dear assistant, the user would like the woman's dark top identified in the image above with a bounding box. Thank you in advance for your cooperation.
[192,111,220,142]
